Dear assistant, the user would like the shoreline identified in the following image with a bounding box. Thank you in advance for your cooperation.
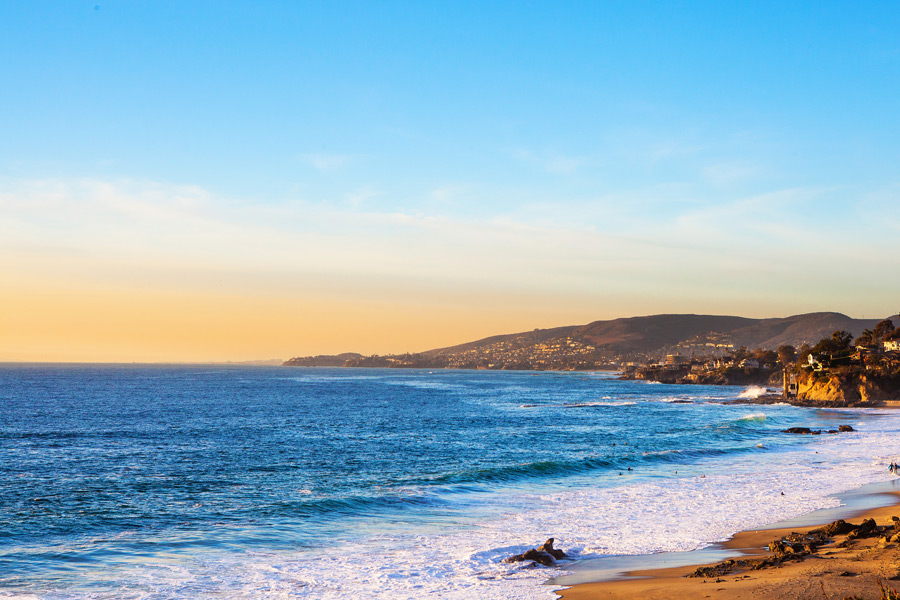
[553,479,900,599]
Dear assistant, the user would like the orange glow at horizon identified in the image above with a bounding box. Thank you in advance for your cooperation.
[3,176,896,364]
[0,284,617,363]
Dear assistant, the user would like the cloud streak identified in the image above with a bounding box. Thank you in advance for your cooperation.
[1,176,896,300]
[2,175,899,361]
[297,153,356,172]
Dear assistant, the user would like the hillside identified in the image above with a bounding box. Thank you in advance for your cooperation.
[284,312,886,370]
[422,325,580,357]
[283,352,363,367]
[425,312,882,357]
[574,314,756,351]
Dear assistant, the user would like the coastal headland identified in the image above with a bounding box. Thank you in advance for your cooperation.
[285,311,900,406]
[285,312,891,373]
[557,482,900,600]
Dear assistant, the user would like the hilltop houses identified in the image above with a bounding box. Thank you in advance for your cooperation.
[885,333,900,352]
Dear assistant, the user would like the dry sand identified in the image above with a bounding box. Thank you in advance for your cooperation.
[558,491,900,600]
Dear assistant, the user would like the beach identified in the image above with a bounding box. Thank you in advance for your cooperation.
[557,481,900,600]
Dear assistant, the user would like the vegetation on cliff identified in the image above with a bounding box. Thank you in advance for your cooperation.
[621,315,900,406]
[786,317,900,405]
[621,346,782,386]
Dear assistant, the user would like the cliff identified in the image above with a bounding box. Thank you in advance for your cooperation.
[624,364,778,386]
[795,370,900,406]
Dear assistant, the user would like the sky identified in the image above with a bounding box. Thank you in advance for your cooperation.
[2,1,900,362]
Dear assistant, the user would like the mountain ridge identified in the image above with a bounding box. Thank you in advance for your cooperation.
[284,312,889,369]
[423,312,882,357]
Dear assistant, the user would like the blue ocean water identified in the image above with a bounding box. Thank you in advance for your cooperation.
[1,365,897,599]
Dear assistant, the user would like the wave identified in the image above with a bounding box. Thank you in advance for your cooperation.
[658,397,697,403]
[518,400,637,409]
[415,445,766,488]
[738,386,770,399]
[707,413,771,437]
[252,490,449,521]
[638,445,758,464]
[738,413,767,422]
[562,401,637,408]
[383,380,463,391]
[425,457,619,485]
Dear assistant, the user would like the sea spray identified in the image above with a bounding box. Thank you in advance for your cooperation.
[739,385,770,399]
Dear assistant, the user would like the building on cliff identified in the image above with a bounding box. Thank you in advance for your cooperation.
[884,335,900,352]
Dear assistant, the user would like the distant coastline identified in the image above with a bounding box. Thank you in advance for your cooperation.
[285,311,900,407]
[285,311,887,371]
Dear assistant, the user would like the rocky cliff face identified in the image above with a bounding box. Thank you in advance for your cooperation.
[796,372,897,405]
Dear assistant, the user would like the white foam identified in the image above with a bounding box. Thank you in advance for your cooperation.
[738,386,769,399]
[383,380,464,391]
[247,409,900,599]
[23,411,900,600]
[280,375,380,383]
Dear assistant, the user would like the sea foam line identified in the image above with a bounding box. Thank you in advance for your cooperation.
[22,410,897,600]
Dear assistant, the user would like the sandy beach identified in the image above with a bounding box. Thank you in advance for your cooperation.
[558,482,900,600]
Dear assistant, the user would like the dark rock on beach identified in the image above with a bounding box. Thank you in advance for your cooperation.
[536,538,568,560]
[809,519,857,537]
[782,425,855,435]
[688,518,900,579]
[783,427,815,434]
[505,538,567,566]
[847,518,878,540]
[688,558,741,578]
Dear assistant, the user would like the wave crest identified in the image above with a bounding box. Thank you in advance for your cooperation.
[738,386,769,399]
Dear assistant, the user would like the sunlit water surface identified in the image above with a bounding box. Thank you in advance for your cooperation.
[2,365,898,599]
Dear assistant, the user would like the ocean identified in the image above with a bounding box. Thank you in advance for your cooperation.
[1,365,898,599]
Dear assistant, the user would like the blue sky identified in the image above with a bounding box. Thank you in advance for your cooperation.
[1,1,899,360]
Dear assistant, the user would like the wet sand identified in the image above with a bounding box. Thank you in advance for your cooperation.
[555,480,900,600]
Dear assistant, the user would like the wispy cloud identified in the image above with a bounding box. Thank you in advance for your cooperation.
[346,186,381,207]
[701,161,763,186]
[510,148,586,175]
[297,153,355,172]
[427,184,474,208]
[2,176,898,320]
